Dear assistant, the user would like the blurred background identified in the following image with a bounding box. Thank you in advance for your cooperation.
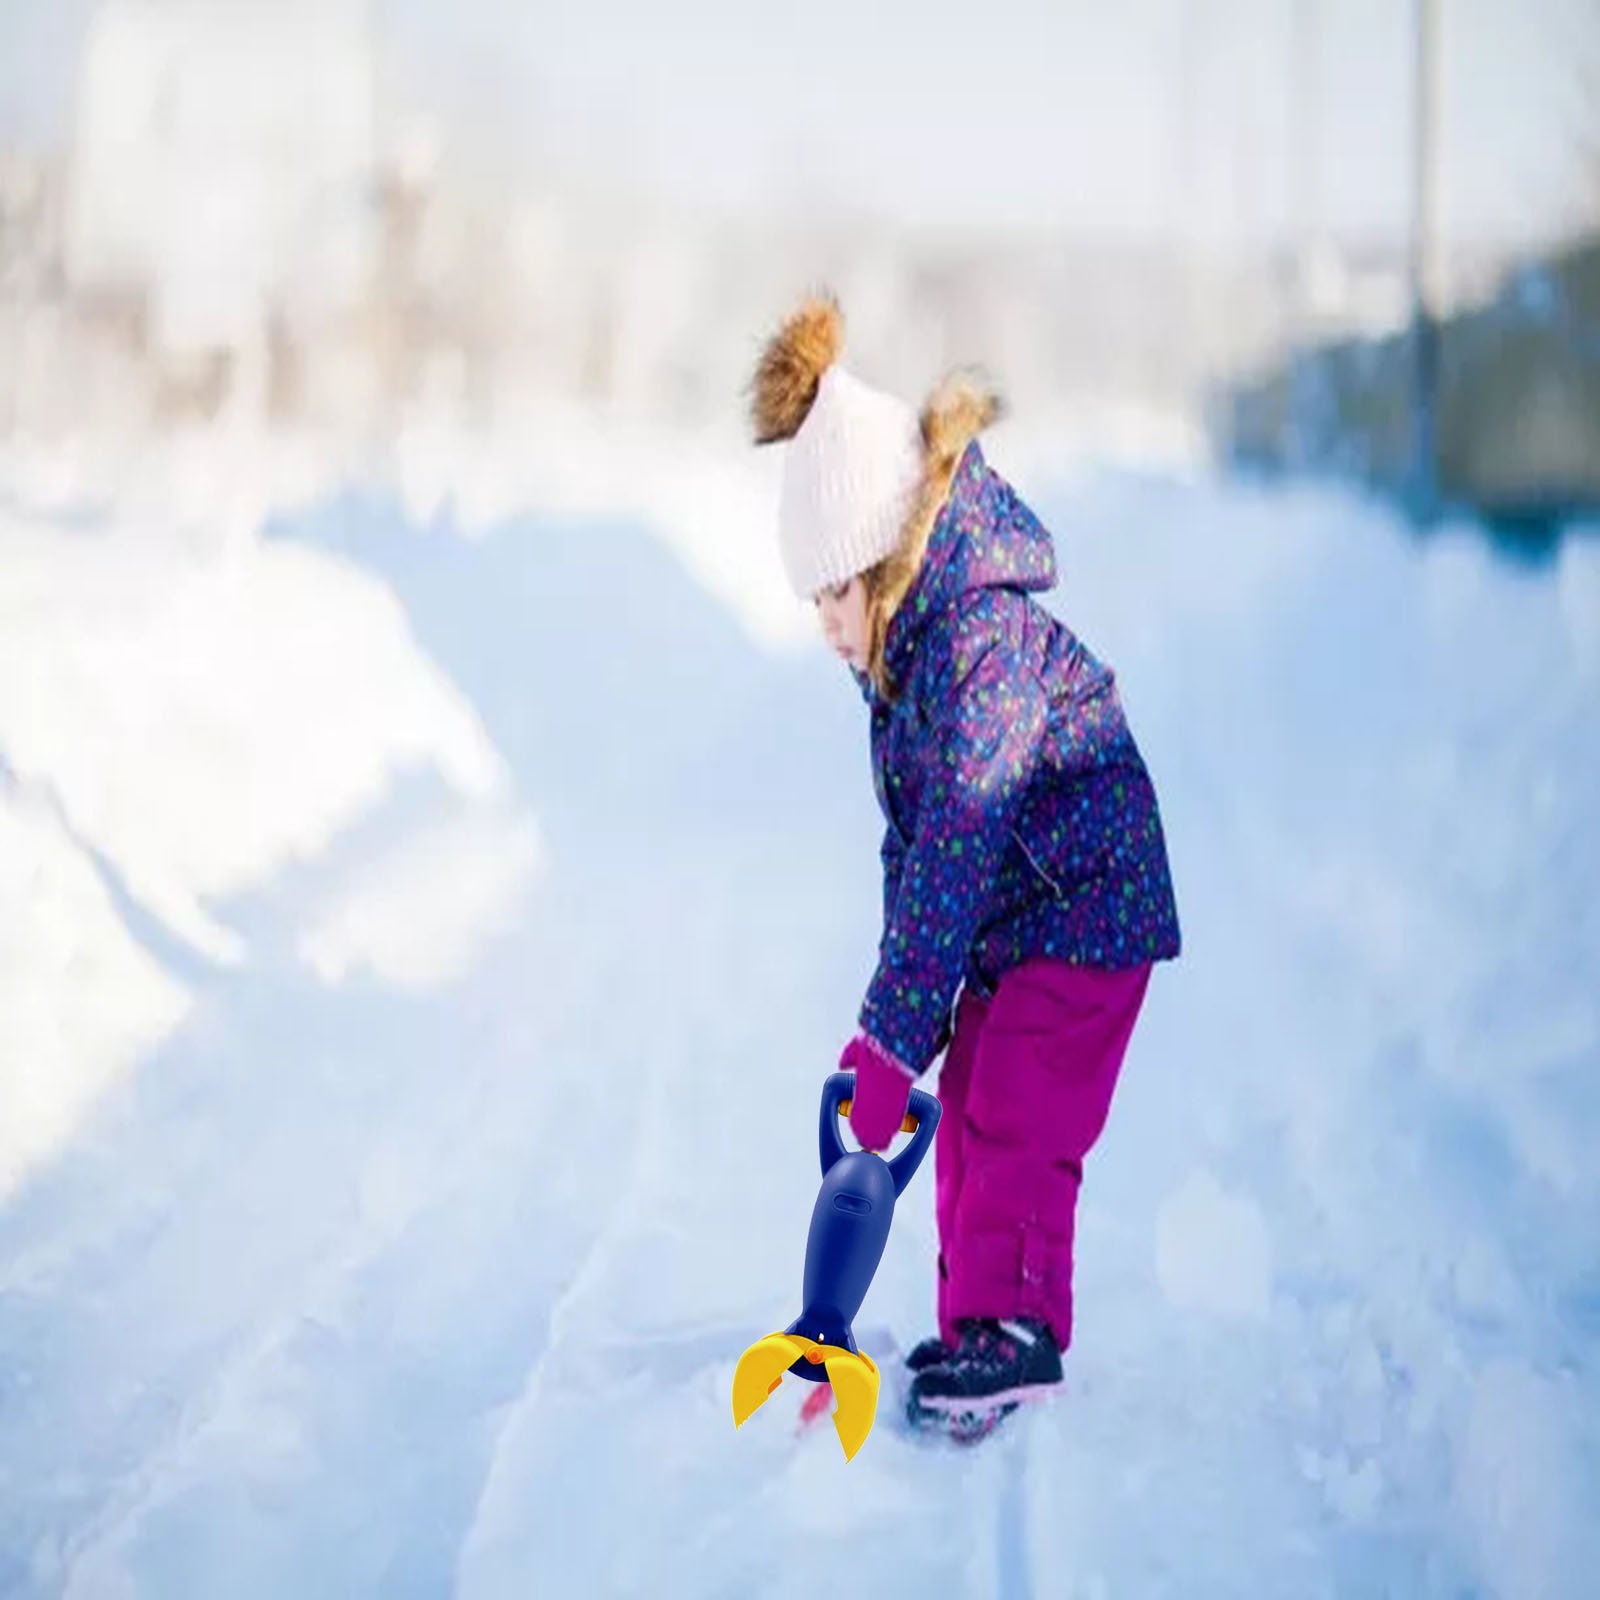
[1,3,1597,1598]
[3,0,1598,533]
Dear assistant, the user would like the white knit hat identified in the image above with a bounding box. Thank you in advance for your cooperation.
[749,295,924,600]
[777,364,923,599]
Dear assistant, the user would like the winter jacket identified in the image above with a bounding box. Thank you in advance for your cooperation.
[855,440,1181,1075]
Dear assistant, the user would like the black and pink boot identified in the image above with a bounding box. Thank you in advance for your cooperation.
[903,1334,954,1373]
[906,1316,1063,1443]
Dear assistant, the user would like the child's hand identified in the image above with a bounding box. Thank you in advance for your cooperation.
[839,1033,916,1151]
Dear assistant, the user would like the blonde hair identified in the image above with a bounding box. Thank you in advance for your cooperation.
[860,560,897,701]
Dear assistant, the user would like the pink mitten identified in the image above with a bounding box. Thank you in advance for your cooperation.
[839,1032,915,1151]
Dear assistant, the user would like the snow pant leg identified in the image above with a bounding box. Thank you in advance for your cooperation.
[933,987,990,1348]
[944,958,1152,1352]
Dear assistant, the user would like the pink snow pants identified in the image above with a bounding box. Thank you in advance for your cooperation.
[934,957,1152,1352]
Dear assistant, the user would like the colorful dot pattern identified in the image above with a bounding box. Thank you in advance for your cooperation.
[856,442,1182,1074]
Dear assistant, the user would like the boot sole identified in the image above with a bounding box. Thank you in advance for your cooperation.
[909,1378,1062,1413]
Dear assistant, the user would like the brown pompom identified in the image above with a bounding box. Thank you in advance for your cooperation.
[748,292,844,444]
[920,371,1005,470]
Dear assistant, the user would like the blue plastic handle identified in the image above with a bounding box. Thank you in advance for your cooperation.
[819,1071,942,1199]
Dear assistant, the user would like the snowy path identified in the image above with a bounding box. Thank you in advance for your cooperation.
[2,462,1597,1597]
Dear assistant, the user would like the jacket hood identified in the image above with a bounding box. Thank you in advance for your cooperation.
[880,440,1057,690]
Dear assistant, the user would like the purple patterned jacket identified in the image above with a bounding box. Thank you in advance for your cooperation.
[854,441,1181,1076]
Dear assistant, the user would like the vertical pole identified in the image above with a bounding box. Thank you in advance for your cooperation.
[1288,0,1317,330]
[1409,0,1441,519]
[1285,0,1318,468]
[1176,0,1202,385]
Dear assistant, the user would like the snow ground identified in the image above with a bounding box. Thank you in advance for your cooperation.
[1,437,1597,1599]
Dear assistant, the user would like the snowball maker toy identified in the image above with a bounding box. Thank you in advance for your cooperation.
[732,1070,942,1460]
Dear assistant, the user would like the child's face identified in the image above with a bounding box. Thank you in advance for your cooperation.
[814,576,868,672]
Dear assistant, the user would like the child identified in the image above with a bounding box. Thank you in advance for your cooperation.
[750,292,1182,1434]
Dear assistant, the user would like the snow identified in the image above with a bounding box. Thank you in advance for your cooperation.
[1154,1168,1271,1320]
[0,434,1597,1597]
[0,790,191,1202]
[387,398,807,652]
[0,496,507,969]
[1457,1361,1593,1600]
[297,810,542,991]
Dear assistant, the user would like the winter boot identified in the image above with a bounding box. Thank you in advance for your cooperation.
[903,1334,953,1373]
[906,1316,1063,1442]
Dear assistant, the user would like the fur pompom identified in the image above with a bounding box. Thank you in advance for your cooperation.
[749,292,844,444]
[919,371,1004,469]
